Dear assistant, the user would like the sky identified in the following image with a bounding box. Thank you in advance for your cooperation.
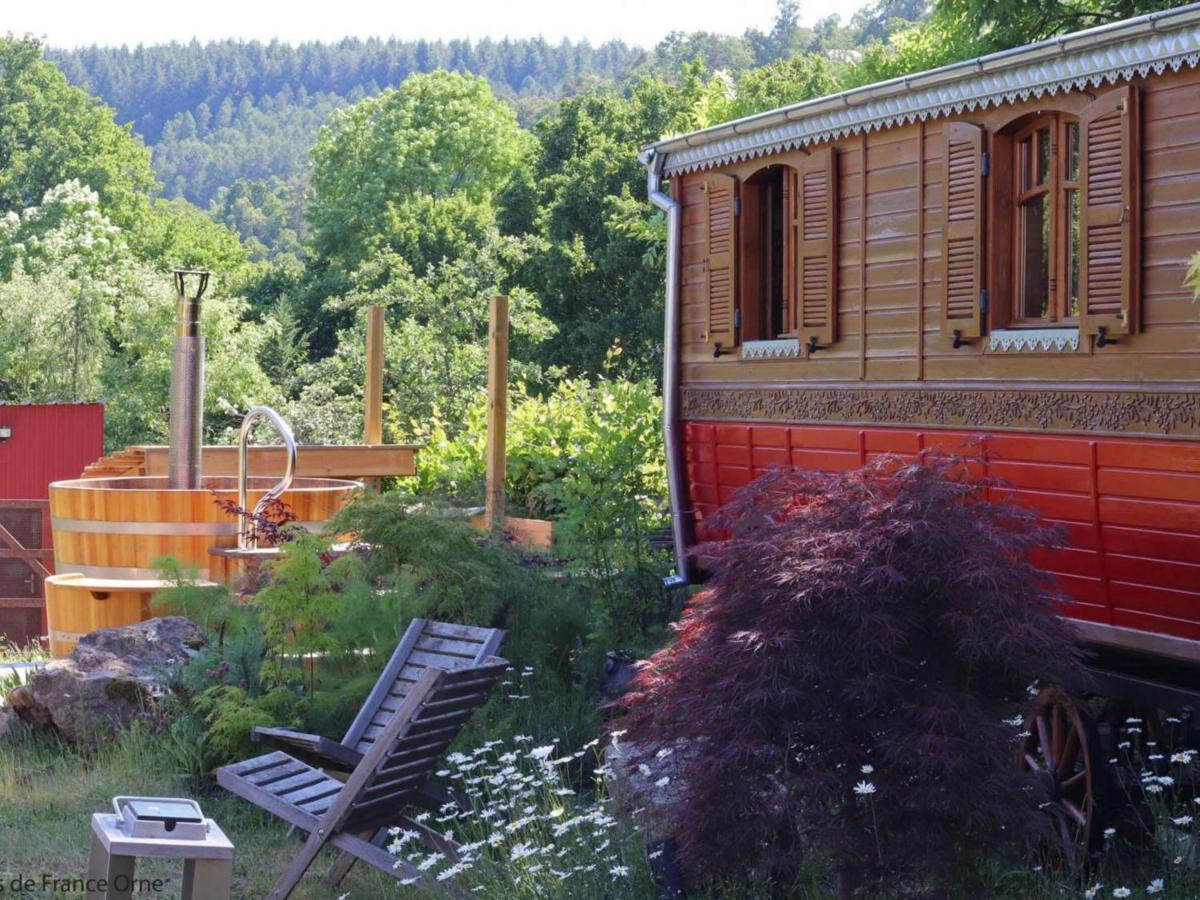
[5,0,860,48]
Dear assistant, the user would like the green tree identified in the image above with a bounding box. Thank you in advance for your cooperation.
[307,71,530,270]
[933,0,1194,55]
[725,54,837,120]
[514,77,688,380]
[128,197,249,274]
[101,271,280,449]
[326,231,553,439]
[210,176,306,260]
[0,35,156,228]
[0,181,125,401]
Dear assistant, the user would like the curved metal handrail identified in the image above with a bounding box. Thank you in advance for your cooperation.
[237,406,297,549]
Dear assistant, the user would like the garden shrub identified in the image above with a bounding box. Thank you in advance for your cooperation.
[613,456,1090,897]
[398,369,673,650]
[330,494,537,629]
[398,368,664,524]
[148,491,659,772]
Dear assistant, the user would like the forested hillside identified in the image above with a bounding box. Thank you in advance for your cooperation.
[47,2,923,207]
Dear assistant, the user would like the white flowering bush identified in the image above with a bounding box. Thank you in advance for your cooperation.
[385,733,655,897]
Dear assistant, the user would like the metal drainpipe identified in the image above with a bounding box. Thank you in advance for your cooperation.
[643,150,692,588]
[167,269,210,490]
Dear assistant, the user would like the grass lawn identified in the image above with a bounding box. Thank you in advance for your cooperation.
[0,729,397,898]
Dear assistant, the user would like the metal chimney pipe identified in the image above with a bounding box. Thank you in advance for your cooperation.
[167,269,211,489]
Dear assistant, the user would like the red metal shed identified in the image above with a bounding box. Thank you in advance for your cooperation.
[0,403,105,645]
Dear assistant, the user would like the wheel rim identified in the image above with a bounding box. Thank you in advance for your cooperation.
[1018,687,1104,860]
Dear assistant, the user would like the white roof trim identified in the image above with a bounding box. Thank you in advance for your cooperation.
[650,6,1200,176]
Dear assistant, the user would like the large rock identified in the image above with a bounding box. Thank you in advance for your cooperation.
[5,617,206,744]
[0,703,17,741]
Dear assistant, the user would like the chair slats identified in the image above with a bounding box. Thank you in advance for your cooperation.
[287,781,343,807]
[382,738,456,769]
[418,692,490,718]
[269,770,333,797]
[414,634,487,658]
[300,794,338,816]
[406,648,471,669]
[219,656,506,899]
[345,620,505,754]
[245,760,309,787]
[422,621,494,641]
[224,750,290,776]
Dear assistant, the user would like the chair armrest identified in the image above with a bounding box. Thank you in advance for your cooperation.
[252,727,364,771]
[252,726,321,752]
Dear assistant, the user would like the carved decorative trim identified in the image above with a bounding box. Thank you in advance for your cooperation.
[681,386,1200,437]
[741,339,802,360]
[989,328,1080,353]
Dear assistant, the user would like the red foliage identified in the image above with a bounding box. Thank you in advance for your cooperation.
[612,456,1087,893]
[212,493,297,547]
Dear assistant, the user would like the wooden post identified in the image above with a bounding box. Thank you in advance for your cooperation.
[363,305,385,490]
[364,306,384,444]
[485,295,509,528]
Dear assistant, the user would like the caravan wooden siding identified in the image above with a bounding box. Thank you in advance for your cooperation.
[684,422,1200,642]
[675,64,1200,385]
[672,62,1200,653]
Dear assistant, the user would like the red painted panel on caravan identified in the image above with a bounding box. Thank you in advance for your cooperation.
[684,422,1200,642]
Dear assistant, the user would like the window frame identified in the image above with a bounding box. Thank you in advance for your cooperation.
[738,163,797,343]
[1007,112,1082,327]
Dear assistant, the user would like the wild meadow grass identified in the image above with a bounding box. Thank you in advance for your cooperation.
[0,639,47,695]
[3,642,1197,898]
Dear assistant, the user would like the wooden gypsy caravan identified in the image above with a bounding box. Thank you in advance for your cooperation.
[642,4,1200,852]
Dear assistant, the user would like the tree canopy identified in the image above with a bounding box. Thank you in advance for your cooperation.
[0,35,156,228]
[307,71,530,270]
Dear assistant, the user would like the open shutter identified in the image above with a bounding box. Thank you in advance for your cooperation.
[796,148,838,346]
[1080,85,1139,337]
[941,122,986,340]
[703,172,738,349]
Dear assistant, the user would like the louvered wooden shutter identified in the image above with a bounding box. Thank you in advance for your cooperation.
[703,172,738,348]
[1080,85,1139,337]
[941,122,986,340]
[796,148,838,346]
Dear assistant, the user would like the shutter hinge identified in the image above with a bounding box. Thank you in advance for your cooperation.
[734,309,742,328]
[981,151,990,177]
[734,197,741,216]
[980,289,989,315]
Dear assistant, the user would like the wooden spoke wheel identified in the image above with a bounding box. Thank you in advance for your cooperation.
[1019,687,1109,861]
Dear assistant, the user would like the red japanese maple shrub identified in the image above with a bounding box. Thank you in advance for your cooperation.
[612,455,1088,895]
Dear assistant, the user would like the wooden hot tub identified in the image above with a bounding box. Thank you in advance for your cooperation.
[48,475,359,581]
[44,475,360,656]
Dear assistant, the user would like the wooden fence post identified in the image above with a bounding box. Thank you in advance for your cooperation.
[363,305,385,490]
[485,295,509,527]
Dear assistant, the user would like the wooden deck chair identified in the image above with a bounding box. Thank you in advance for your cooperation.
[252,618,505,774]
[218,656,508,898]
